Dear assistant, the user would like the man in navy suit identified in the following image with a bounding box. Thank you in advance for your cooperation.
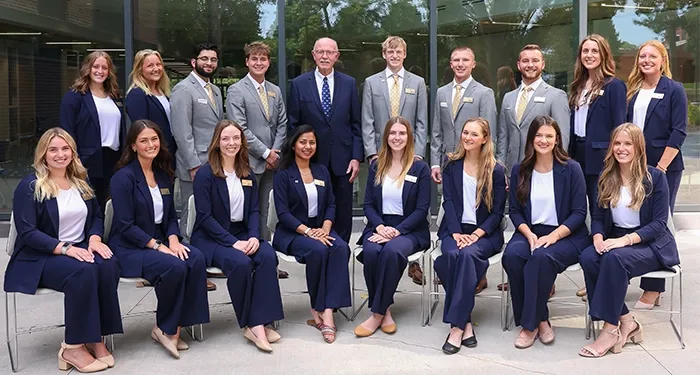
[287,37,363,242]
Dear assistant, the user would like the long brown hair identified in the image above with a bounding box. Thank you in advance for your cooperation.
[516,116,569,205]
[597,123,651,210]
[207,120,251,178]
[627,40,672,102]
[569,34,616,109]
[374,116,414,186]
[448,117,496,211]
[71,50,120,99]
[116,120,174,178]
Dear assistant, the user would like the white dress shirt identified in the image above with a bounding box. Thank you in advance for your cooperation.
[92,95,121,151]
[304,182,319,218]
[246,74,272,159]
[155,94,171,124]
[192,71,210,89]
[314,68,335,103]
[633,88,655,131]
[574,89,589,137]
[385,67,405,94]
[56,187,88,243]
[452,76,474,104]
[611,186,641,229]
[149,185,164,224]
[381,175,404,215]
[225,170,245,222]
[530,170,558,226]
[514,77,544,114]
[461,171,478,225]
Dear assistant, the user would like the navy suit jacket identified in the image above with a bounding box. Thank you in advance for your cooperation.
[191,163,260,264]
[569,77,627,175]
[4,174,103,294]
[60,89,126,178]
[124,87,177,158]
[591,167,679,270]
[439,160,507,251]
[287,71,363,175]
[108,160,180,277]
[627,75,688,171]
[509,159,590,250]
[360,159,431,249]
[272,162,335,253]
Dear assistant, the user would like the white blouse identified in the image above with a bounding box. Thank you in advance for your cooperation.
[224,170,245,222]
[632,88,655,130]
[304,182,319,218]
[382,176,403,215]
[92,95,121,151]
[573,89,589,137]
[149,185,164,224]
[611,186,641,229]
[530,170,558,226]
[461,172,478,225]
[56,187,88,243]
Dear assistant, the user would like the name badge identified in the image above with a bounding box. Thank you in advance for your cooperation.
[405,175,417,183]
[241,179,253,187]
[116,102,124,107]
[440,102,448,108]
[197,98,208,104]
[160,188,171,195]
[651,93,665,100]
[405,88,416,95]
[463,97,474,103]
[267,91,276,97]
[598,89,605,96]
[533,96,546,103]
[314,179,325,187]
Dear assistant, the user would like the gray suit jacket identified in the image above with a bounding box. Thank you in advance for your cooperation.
[496,80,570,172]
[430,79,497,167]
[226,77,287,174]
[170,71,224,182]
[361,70,428,157]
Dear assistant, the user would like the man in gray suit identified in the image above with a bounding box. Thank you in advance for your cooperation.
[430,46,497,183]
[226,41,286,242]
[496,44,570,172]
[171,43,224,238]
[361,36,428,160]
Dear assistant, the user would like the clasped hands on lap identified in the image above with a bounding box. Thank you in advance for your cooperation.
[147,235,190,260]
[369,225,400,244]
[56,235,114,263]
[233,238,260,255]
[298,221,335,247]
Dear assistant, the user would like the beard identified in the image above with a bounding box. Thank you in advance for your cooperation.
[195,62,217,78]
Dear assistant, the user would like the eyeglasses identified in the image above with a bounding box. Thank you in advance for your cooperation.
[197,56,219,63]
[312,50,338,56]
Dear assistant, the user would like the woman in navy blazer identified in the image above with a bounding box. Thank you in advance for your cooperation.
[60,50,126,208]
[190,120,283,352]
[579,124,679,357]
[568,34,627,211]
[109,120,209,359]
[503,116,591,349]
[435,117,506,354]
[354,117,431,338]
[4,128,121,372]
[125,49,177,167]
[626,40,687,305]
[272,125,351,344]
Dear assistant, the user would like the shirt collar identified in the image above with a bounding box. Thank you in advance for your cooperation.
[191,71,209,88]
[385,67,405,80]
[521,77,543,91]
[315,68,334,81]
[247,73,265,90]
[453,76,473,90]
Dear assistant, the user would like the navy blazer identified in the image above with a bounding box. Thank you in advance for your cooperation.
[509,159,590,250]
[287,71,363,175]
[272,162,335,253]
[191,163,260,264]
[569,77,627,175]
[108,160,180,277]
[627,75,688,171]
[4,174,103,294]
[360,159,431,249]
[60,89,127,177]
[124,87,177,158]
[439,160,507,251]
[591,167,679,270]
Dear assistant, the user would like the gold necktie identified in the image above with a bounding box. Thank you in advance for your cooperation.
[452,84,463,118]
[205,82,217,112]
[516,86,532,123]
[258,85,270,120]
[390,74,400,117]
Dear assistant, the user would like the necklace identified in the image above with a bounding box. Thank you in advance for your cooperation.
[300,170,312,176]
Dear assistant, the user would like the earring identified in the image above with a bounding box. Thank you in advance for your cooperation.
[132,148,136,152]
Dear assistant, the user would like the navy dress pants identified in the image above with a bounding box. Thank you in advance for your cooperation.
[330,172,353,243]
[502,225,580,331]
[38,251,123,345]
[570,137,600,215]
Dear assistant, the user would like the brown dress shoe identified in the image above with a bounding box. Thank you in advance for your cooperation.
[549,284,555,298]
[277,269,289,279]
[497,282,509,291]
[407,262,424,285]
[206,279,217,291]
[207,271,226,278]
[475,277,488,294]
[575,287,586,297]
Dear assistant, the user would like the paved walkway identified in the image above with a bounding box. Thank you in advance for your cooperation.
[0,230,697,375]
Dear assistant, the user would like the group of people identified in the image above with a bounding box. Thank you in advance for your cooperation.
[2,32,685,372]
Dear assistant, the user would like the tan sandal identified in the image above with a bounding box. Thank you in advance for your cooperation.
[579,327,622,357]
[619,316,644,346]
[58,342,108,373]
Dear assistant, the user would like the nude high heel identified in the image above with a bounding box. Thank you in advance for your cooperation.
[620,316,644,346]
[58,342,109,373]
[634,294,661,310]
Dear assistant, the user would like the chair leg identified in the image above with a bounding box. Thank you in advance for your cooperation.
[420,254,426,327]
[185,324,204,341]
[5,292,18,372]
[351,247,357,321]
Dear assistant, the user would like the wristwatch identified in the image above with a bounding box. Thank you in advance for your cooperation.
[61,242,73,255]
[152,240,162,250]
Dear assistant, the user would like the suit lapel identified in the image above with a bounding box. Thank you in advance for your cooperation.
[264,83,276,121]
[329,71,341,120]
[379,74,392,116]
[290,166,309,213]
[132,162,155,224]
[400,163,417,210]
[553,162,565,222]
[311,164,327,214]
[506,91,518,125]
[188,72,218,117]
[46,198,60,235]
[455,80,477,121]
[452,162,465,216]
[244,78,270,121]
[242,177,253,222]
[148,94,168,120]
[84,90,101,133]
[307,74,326,121]
[645,76,669,130]
[214,176,231,218]
[399,73,410,114]
[586,90,603,124]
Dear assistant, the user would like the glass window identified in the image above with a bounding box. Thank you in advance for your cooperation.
[0,0,125,212]
[589,0,700,210]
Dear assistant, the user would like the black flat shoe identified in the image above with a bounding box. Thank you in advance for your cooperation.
[462,330,477,348]
[442,334,461,355]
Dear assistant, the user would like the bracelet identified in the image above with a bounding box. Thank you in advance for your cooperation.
[656,164,667,173]
[60,242,72,255]
[304,227,311,236]
[624,234,633,246]
[471,232,480,239]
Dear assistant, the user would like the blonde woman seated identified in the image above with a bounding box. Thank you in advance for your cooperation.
[354,116,431,337]
[5,128,122,372]
[578,124,679,357]
[434,118,506,354]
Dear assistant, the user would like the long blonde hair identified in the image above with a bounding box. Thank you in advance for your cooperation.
[569,34,616,109]
[32,128,94,202]
[448,117,496,211]
[71,51,120,99]
[128,49,171,97]
[627,40,672,102]
[597,123,651,210]
[374,117,414,186]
